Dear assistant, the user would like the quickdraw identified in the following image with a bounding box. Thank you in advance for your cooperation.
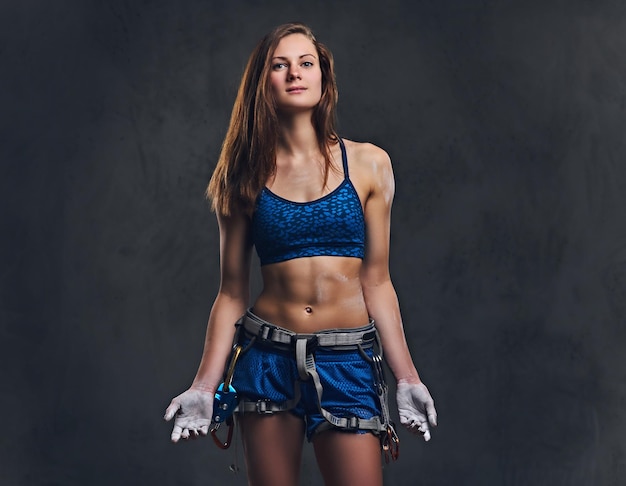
[371,353,400,462]
[382,424,400,463]
[210,345,243,449]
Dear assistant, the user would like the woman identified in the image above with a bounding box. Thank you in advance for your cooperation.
[164,22,437,486]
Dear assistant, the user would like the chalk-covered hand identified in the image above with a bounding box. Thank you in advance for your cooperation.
[396,381,437,441]
[164,388,214,442]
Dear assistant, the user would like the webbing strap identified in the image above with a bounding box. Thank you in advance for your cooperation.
[237,382,301,414]
[295,338,309,381]
[296,337,386,432]
[241,311,377,349]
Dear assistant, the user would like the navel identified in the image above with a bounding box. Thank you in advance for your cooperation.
[304,306,313,314]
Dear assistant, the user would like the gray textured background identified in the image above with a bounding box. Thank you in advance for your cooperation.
[2,1,626,485]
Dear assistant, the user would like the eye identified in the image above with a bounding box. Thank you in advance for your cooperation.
[272,62,287,70]
[302,61,314,67]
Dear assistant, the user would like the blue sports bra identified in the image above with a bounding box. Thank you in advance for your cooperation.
[251,139,366,266]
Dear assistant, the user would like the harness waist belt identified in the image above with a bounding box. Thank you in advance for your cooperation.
[239,310,377,349]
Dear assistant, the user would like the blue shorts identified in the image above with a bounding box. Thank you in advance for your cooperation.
[231,332,382,441]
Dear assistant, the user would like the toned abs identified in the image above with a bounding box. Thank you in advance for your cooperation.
[253,256,369,332]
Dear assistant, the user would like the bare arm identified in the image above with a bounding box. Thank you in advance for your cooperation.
[361,146,437,441]
[358,144,437,440]
[192,209,253,391]
[358,146,420,384]
[164,209,252,441]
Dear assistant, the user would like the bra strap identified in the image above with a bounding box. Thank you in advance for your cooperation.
[338,138,349,179]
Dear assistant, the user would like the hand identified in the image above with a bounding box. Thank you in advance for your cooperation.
[164,388,214,442]
[396,381,437,441]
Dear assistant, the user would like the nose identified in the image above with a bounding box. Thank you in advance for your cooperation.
[287,65,301,80]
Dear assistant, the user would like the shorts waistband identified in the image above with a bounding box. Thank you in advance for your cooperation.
[239,309,377,350]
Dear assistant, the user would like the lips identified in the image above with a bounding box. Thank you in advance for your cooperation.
[286,86,307,93]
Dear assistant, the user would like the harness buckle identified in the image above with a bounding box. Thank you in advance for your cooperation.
[255,400,275,415]
[257,324,274,342]
[347,416,360,429]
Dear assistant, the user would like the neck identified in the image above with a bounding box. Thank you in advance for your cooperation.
[277,111,320,156]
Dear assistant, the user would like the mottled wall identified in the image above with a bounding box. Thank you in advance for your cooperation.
[2,1,626,485]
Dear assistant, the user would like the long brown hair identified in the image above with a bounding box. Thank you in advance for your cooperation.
[207,22,339,216]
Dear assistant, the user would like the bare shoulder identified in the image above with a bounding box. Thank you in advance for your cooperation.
[342,139,394,199]
[342,138,392,171]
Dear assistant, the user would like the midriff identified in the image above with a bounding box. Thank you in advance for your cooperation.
[252,256,369,333]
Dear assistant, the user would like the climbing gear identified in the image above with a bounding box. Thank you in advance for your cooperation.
[236,310,400,460]
[371,354,400,462]
[210,344,243,449]
[382,423,401,463]
[239,311,377,350]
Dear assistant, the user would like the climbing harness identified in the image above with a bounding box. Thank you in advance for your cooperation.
[208,310,400,462]
[234,311,401,461]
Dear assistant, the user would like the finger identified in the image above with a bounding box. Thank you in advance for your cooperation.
[399,414,412,426]
[164,402,181,422]
[428,411,437,427]
[415,418,431,441]
[403,418,422,435]
[426,403,438,427]
[170,424,183,443]
[181,428,190,439]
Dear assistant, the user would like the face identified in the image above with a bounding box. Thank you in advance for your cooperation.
[269,33,323,113]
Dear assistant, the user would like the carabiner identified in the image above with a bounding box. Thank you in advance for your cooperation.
[382,425,400,463]
[210,418,234,450]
